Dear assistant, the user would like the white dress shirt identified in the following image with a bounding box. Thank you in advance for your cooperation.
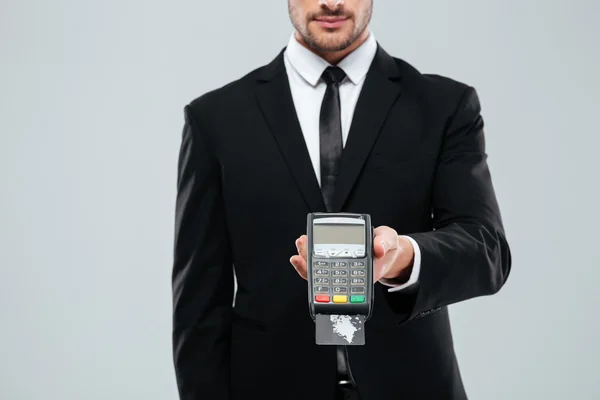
[283,32,421,292]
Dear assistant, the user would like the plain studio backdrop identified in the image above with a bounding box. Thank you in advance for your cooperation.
[1,0,598,399]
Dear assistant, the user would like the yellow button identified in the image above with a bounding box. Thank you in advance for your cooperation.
[333,295,348,303]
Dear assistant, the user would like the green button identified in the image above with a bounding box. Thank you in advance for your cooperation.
[350,295,365,303]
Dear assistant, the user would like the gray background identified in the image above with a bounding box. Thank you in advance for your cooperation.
[1,0,598,399]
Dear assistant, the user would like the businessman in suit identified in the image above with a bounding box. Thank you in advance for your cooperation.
[171,0,511,399]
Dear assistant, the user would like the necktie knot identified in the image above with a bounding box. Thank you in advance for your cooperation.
[321,66,347,85]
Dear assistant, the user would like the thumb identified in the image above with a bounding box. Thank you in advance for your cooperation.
[374,239,388,259]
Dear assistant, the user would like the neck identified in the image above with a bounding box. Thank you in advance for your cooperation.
[295,29,370,65]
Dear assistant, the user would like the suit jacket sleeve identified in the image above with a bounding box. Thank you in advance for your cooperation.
[385,86,512,321]
[172,104,234,399]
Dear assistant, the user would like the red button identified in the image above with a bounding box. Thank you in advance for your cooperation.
[315,295,330,303]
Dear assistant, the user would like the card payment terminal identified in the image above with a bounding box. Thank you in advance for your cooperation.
[306,212,374,345]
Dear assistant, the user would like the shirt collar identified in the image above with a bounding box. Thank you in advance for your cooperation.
[284,31,378,87]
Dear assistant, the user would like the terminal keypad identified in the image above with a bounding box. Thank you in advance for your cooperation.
[313,255,367,304]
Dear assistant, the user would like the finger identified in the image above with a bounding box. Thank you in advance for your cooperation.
[373,226,398,258]
[372,261,385,282]
[372,250,397,281]
[290,255,308,280]
[295,235,308,261]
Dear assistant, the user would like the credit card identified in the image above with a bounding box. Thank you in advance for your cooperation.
[315,314,365,345]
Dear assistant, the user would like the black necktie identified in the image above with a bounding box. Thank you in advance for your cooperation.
[319,66,347,212]
[319,66,356,389]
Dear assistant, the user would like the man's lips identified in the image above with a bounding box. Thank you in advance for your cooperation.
[314,16,348,29]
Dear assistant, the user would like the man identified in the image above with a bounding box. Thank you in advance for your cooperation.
[171,0,511,399]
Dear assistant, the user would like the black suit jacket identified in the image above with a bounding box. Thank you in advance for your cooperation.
[172,44,511,400]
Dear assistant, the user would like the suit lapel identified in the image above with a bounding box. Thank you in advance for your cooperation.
[255,50,327,212]
[331,45,403,212]
[254,45,403,213]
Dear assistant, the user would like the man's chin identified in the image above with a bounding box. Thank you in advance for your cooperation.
[315,41,352,53]
[306,33,353,53]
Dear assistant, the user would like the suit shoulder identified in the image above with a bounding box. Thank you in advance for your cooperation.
[391,56,477,107]
[422,73,471,93]
[185,62,269,115]
[397,57,470,90]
